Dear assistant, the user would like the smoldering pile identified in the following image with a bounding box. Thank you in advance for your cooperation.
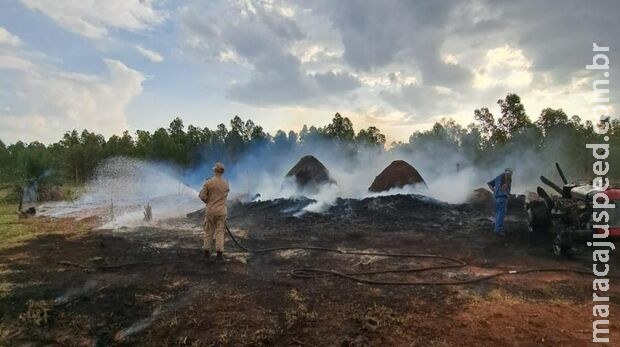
[188,155,485,226]
[282,155,337,194]
[189,193,480,232]
[369,160,426,192]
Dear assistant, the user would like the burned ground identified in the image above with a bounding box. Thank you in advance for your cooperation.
[1,195,619,346]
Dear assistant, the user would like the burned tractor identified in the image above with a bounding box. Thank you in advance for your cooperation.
[526,163,620,256]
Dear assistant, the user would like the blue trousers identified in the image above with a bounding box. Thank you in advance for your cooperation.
[495,197,508,233]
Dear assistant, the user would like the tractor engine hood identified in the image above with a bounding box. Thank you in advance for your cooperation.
[570,184,597,201]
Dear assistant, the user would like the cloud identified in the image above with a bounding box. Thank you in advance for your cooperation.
[135,44,164,62]
[20,0,166,39]
[354,106,413,127]
[315,0,617,87]
[171,0,618,132]
[0,54,33,70]
[310,0,617,125]
[180,0,473,107]
[313,71,361,93]
[0,27,22,46]
[310,1,455,72]
[180,0,360,106]
[225,50,316,105]
[179,0,303,63]
[473,45,532,89]
[483,0,620,83]
[0,58,144,143]
[6,0,615,145]
[380,83,460,119]
[295,45,340,64]
[225,50,360,106]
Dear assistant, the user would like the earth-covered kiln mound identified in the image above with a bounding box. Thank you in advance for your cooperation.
[467,187,493,209]
[467,187,525,212]
[368,160,426,192]
[284,155,336,193]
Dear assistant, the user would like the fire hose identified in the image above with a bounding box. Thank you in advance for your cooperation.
[225,225,616,285]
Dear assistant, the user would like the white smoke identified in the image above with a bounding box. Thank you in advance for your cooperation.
[211,135,579,211]
[39,132,578,226]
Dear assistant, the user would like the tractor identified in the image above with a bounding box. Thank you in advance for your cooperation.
[526,163,620,256]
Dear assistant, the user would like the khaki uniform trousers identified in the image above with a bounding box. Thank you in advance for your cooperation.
[204,214,226,252]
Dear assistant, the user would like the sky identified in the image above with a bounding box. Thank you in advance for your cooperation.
[0,0,617,145]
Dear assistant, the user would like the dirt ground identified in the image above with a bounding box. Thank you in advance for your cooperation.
[1,194,619,346]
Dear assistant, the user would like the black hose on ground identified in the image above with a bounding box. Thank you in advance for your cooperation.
[226,225,616,285]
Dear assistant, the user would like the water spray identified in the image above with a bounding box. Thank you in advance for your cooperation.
[143,203,152,222]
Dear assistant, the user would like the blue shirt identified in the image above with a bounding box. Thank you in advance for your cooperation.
[488,173,511,198]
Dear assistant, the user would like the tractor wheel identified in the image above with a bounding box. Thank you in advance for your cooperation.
[552,234,572,257]
[528,201,550,235]
[528,201,551,244]
[552,235,562,256]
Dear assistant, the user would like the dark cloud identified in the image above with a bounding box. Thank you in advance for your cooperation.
[226,50,313,105]
[227,51,361,106]
[180,1,303,59]
[313,71,361,93]
[311,1,453,71]
[180,0,618,112]
[313,0,618,85]
[309,0,473,89]
[180,1,360,105]
[419,59,473,89]
[380,83,459,119]
[495,0,620,83]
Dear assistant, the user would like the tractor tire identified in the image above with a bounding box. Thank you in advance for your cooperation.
[552,234,572,257]
[528,201,550,235]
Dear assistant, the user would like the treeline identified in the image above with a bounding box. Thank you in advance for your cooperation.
[0,112,386,185]
[0,93,618,186]
[403,94,620,178]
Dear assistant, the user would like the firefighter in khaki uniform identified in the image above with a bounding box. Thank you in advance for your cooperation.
[199,162,230,261]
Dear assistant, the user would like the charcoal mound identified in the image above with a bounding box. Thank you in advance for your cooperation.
[369,160,426,192]
[285,155,336,192]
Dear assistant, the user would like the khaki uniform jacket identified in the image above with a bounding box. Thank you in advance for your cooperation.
[199,176,230,216]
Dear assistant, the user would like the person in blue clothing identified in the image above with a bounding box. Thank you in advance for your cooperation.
[487,168,513,236]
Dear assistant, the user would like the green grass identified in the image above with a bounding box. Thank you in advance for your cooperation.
[0,202,29,250]
[0,187,93,251]
[0,186,31,250]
